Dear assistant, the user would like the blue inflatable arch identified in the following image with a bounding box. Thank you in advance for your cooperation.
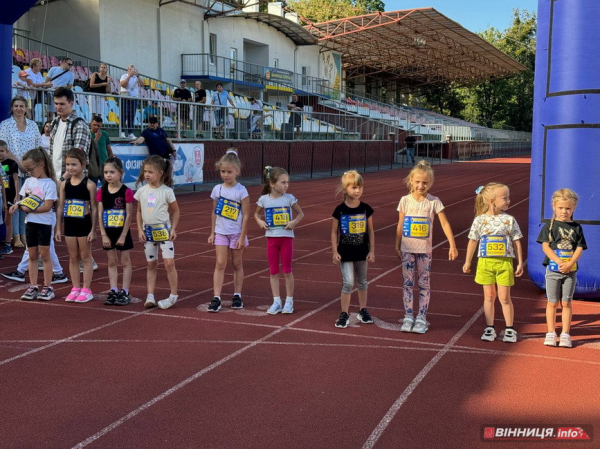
[528,0,600,297]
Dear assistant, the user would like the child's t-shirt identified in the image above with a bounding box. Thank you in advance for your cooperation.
[536,220,587,266]
[468,213,523,258]
[332,201,374,262]
[210,183,249,235]
[134,184,176,227]
[1,158,19,204]
[19,177,58,226]
[96,184,135,229]
[257,193,297,238]
[397,193,444,254]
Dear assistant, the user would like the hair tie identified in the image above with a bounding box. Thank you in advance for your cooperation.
[475,186,484,194]
[226,149,237,155]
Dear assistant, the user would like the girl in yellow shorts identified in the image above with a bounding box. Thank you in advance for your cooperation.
[463,183,524,343]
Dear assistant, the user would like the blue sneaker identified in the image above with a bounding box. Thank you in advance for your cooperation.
[282,301,294,314]
[267,302,282,315]
[1,244,13,255]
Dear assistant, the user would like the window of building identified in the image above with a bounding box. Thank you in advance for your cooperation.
[209,33,217,65]
[273,58,279,68]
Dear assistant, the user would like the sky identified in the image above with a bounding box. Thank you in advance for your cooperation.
[384,1,538,33]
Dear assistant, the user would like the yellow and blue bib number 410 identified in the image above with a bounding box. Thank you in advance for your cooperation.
[402,216,430,238]
[215,197,241,221]
[103,209,125,228]
[480,235,508,257]
[265,207,291,227]
[549,249,578,272]
[340,213,366,235]
[63,199,86,218]
[145,223,170,242]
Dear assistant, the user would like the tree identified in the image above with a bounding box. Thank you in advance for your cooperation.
[287,0,384,23]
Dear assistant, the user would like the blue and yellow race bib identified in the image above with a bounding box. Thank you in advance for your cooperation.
[214,197,241,221]
[480,235,508,257]
[265,206,291,228]
[340,213,366,235]
[1,172,8,189]
[103,209,125,228]
[549,249,578,272]
[402,216,431,239]
[20,195,44,211]
[63,199,86,218]
[145,223,170,242]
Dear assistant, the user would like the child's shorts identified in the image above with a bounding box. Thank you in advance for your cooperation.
[545,268,577,303]
[214,233,249,249]
[103,228,134,251]
[25,222,52,247]
[144,241,175,262]
[64,215,93,238]
[475,257,514,287]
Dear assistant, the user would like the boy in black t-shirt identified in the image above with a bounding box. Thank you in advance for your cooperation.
[0,141,19,254]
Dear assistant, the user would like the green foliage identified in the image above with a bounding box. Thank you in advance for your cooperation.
[288,0,384,23]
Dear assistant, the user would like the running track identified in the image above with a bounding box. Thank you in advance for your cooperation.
[0,157,598,448]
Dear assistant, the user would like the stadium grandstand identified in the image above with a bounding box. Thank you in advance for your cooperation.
[7,0,531,181]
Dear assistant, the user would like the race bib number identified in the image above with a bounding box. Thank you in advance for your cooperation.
[20,195,44,211]
[63,199,86,218]
[145,223,170,242]
[480,235,508,257]
[265,207,291,228]
[549,249,578,272]
[340,213,367,235]
[214,196,241,221]
[402,216,431,238]
[103,209,125,228]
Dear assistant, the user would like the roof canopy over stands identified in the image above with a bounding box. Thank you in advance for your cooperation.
[305,8,527,90]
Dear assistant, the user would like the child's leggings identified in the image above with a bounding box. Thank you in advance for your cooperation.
[267,237,294,275]
[402,252,432,317]
[340,260,368,294]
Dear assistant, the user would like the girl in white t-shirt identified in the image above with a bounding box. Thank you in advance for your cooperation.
[9,147,58,301]
[207,149,250,312]
[255,166,304,314]
[395,160,458,334]
[134,155,180,310]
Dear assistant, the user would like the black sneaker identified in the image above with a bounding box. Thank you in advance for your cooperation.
[335,311,350,328]
[231,294,243,309]
[21,286,39,301]
[3,270,25,282]
[104,289,119,305]
[51,272,69,284]
[357,308,374,324]
[208,297,221,312]
[115,289,131,306]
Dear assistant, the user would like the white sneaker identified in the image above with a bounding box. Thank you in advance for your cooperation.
[481,327,497,342]
[412,315,429,334]
[267,302,282,315]
[79,259,99,273]
[144,295,156,308]
[282,301,294,314]
[559,333,572,348]
[127,133,136,140]
[158,296,177,310]
[400,315,414,332]
[120,132,126,139]
[503,328,518,343]
[544,332,558,347]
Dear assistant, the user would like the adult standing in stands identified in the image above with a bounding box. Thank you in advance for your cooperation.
[45,57,75,121]
[119,64,143,140]
[404,133,417,165]
[287,93,304,139]
[25,58,52,119]
[0,96,42,248]
[173,79,192,138]
[211,83,235,139]
[131,117,177,161]
[88,63,111,119]
[194,81,206,138]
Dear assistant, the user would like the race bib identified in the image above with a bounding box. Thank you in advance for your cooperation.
[340,213,367,235]
[549,249,578,272]
[265,206,291,228]
[63,199,86,218]
[20,194,44,211]
[1,172,8,189]
[402,216,431,238]
[214,196,241,221]
[103,209,125,228]
[480,235,508,257]
[145,223,170,242]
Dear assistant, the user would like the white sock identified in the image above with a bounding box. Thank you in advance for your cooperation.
[170,294,178,300]
[146,294,155,301]
[285,296,293,304]
[273,296,282,305]
[234,292,242,297]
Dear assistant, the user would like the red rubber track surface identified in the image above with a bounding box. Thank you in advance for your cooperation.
[1,157,598,448]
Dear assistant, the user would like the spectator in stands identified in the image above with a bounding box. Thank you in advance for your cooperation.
[88,63,111,119]
[14,71,33,119]
[25,58,52,116]
[173,79,192,138]
[131,117,177,161]
[45,57,75,121]
[91,116,113,170]
[287,93,303,139]
[194,81,206,138]
[142,101,161,123]
[119,64,143,140]
[211,83,235,139]
[247,97,263,138]
[404,133,417,165]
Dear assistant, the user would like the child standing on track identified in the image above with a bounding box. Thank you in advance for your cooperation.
[97,157,135,306]
[208,149,250,312]
[135,155,180,310]
[255,166,304,314]
[395,160,458,334]
[9,147,57,301]
[463,182,523,343]
[56,148,98,303]
[331,170,375,328]
[537,188,587,348]
[0,140,19,255]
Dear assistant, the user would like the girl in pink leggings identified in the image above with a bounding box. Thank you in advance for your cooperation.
[255,166,304,314]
